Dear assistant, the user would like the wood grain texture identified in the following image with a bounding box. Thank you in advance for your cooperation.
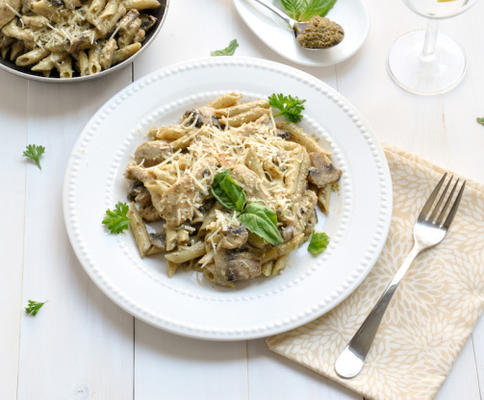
[0,71,28,400]
[16,69,135,400]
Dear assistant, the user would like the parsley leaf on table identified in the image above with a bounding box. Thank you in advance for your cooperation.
[25,300,46,316]
[23,144,45,169]
[211,39,239,56]
[102,202,130,234]
[477,117,484,126]
[268,93,306,123]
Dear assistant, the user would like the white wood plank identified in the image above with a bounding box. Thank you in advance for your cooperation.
[134,320,248,400]
[248,339,361,400]
[0,71,28,400]
[17,67,135,400]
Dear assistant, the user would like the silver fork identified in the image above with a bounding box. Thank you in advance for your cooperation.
[334,173,466,379]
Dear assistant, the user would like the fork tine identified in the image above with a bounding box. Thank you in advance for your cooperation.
[429,176,453,222]
[436,178,459,226]
[442,181,466,229]
[418,173,447,221]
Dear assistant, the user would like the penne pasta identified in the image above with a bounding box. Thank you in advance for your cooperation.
[208,92,242,109]
[272,255,288,275]
[111,41,140,64]
[77,50,89,76]
[87,45,101,75]
[99,37,116,69]
[165,241,205,264]
[55,54,73,78]
[8,39,23,61]
[125,0,160,10]
[277,121,331,155]
[15,46,48,65]
[219,106,270,128]
[263,234,305,263]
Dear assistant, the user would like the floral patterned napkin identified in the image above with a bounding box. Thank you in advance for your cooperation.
[267,145,484,400]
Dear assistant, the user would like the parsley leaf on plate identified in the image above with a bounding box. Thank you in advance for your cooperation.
[268,93,306,123]
[23,144,45,169]
[25,300,46,316]
[102,202,130,234]
[308,231,329,255]
[211,39,239,56]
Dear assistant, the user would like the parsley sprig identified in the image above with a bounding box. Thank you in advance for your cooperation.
[280,0,338,21]
[268,93,306,123]
[102,202,130,234]
[477,117,484,126]
[211,39,239,56]
[308,231,329,255]
[211,170,283,245]
[23,144,45,169]
[25,300,46,316]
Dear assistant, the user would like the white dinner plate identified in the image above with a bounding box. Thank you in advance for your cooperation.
[63,57,392,340]
[234,0,370,67]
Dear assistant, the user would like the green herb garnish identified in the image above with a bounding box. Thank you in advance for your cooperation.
[268,93,306,123]
[102,202,130,234]
[23,144,45,169]
[477,117,484,126]
[211,39,239,56]
[239,203,283,245]
[308,231,329,255]
[280,0,338,21]
[210,171,283,245]
[211,169,246,212]
[25,300,45,316]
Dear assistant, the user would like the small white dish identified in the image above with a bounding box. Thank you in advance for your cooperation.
[234,0,370,67]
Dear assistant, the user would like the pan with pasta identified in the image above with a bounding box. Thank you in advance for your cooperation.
[125,93,341,287]
[0,0,166,79]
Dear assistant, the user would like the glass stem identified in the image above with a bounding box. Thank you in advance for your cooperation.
[421,19,439,60]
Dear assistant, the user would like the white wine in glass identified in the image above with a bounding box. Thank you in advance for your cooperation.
[388,0,478,96]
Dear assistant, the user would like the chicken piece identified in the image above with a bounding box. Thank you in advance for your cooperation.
[280,190,317,239]
[134,140,170,167]
[127,181,150,207]
[0,0,20,29]
[307,152,341,188]
[157,157,218,227]
[219,226,248,249]
[212,244,262,283]
[230,164,269,202]
[139,204,160,222]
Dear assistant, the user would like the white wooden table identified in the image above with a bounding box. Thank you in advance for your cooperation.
[2,0,484,399]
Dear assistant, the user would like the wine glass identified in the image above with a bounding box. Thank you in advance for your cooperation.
[387,0,478,96]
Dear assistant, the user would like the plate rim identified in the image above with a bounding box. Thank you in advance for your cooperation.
[63,56,392,340]
[233,0,371,67]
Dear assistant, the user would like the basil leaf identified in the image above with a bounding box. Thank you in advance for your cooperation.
[239,203,283,245]
[211,170,246,212]
[211,39,239,56]
[308,231,329,255]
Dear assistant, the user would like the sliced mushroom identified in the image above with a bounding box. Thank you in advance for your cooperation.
[134,140,170,167]
[139,13,157,31]
[213,245,262,283]
[219,226,249,249]
[307,152,341,188]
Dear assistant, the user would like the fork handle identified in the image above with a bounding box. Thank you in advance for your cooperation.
[334,245,421,379]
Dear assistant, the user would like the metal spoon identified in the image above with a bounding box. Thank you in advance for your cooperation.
[249,0,313,46]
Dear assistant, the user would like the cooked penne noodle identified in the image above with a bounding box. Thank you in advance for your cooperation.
[1,18,34,42]
[165,241,205,264]
[317,186,331,215]
[165,227,177,251]
[15,46,48,65]
[118,16,141,47]
[272,255,288,275]
[99,0,117,19]
[295,150,311,195]
[245,148,265,178]
[21,15,49,28]
[55,54,73,78]
[111,41,140,63]
[263,234,305,263]
[149,126,187,141]
[277,122,331,155]
[261,261,274,277]
[125,0,159,10]
[99,37,116,69]
[95,3,125,36]
[213,100,270,118]
[219,106,270,127]
[167,261,178,277]
[9,39,22,60]
[128,203,152,257]
[77,50,89,76]
[87,45,101,75]
[208,92,242,109]
[88,0,106,17]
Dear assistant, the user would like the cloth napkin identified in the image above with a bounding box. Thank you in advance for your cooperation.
[267,145,484,400]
